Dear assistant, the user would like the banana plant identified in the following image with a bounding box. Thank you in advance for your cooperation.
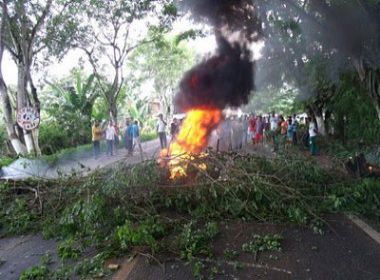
[45,71,100,123]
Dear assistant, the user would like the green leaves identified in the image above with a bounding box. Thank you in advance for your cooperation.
[57,238,82,260]
[179,221,219,260]
[19,265,50,280]
[0,198,37,235]
[19,253,52,280]
[116,217,166,253]
[174,29,204,45]
[242,234,283,254]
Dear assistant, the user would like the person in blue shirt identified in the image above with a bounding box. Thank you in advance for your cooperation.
[132,120,143,158]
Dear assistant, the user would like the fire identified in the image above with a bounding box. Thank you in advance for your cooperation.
[161,108,222,179]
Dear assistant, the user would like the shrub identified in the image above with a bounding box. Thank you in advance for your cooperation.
[0,198,37,235]
[19,265,49,280]
[0,123,12,157]
[140,132,157,142]
[38,122,71,155]
[0,156,14,168]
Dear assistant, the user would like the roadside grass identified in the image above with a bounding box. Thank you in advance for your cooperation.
[0,156,14,168]
[0,133,158,168]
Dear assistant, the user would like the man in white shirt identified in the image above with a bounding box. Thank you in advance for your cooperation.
[270,112,278,131]
[308,117,318,155]
[106,121,116,156]
[157,114,167,149]
[269,112,278,151]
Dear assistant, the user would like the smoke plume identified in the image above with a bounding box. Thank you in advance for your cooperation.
[175,0,262,112]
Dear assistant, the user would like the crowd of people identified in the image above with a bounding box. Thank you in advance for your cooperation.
[91,110,319,160]
[91,118,143,159]
[90,113,177,159]
[245,112,318,155]
[207,111,318,156]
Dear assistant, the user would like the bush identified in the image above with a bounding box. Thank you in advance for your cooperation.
[38,122,71,155]
[0,156,13,168]
[0,124,12,157]
[0,198,37,235]
[38,121,91,155]
[19,265,49,280]
[140,132,157,142]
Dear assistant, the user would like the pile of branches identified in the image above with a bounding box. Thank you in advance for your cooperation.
[0,151,379,278]
[1,150,376,232]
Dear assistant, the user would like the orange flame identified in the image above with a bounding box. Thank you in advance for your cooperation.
[161,108,222,179]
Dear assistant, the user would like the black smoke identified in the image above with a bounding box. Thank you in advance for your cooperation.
[175,0,262,112]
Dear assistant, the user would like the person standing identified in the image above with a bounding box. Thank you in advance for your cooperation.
[242,115,249,146]
[124,120,133,156]
[292,114,298,145]
[270,112,278,131]
[132,120,143,158]
[105,121,116,156]
[269,112,278,151]
[170,118,179,141]
[308,117,318,155]
[255,115,264,145]
[248,114,256,144]
[157,113,167,149]
[217,118,233,151]
[287,116,294,147]
[92,120,103,159]
[279,116,288,149]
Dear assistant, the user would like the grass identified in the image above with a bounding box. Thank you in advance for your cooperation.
[8,133,159,167]
[0,156,14,168]
[0,133,158,169]
[140,132,157,142]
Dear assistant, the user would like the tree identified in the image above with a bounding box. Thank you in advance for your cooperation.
[78,0,177,123]
[42,69,100,147]
[127,35,195,117]
[244,85,299,116]
[253,0,380,120]
[0,0,82,155]
[45,69,99,125]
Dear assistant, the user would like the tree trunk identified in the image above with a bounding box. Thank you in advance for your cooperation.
[0,80,27,155]
[310,104,326,136]
[324,110,331,136]
[315,115,326,136]
[109,99,118,123]
[16,62,41,155]
[0,6,27,155]
[353,58,380,120]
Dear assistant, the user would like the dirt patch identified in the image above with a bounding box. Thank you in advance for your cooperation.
[0,235,58,280]
[125,214,380,280]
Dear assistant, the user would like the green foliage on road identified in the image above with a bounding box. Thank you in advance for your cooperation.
[0,151,378,278]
